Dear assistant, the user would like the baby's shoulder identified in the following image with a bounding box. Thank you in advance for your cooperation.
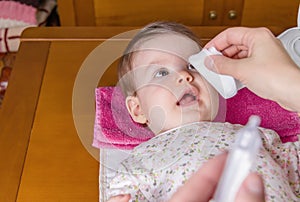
[166,121,244,134]
[135,122,244,151]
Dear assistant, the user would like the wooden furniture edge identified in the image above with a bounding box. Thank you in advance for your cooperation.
[20,26,287,39]
[0,42,50,202]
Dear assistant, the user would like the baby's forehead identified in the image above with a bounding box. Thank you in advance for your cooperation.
[133,33,201,61]
[133,49,186,63]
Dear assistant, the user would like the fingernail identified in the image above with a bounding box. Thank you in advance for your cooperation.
[117,194,127,198]
[246,174,264,195]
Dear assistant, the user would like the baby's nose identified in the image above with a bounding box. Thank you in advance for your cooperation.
[177,71,193,83]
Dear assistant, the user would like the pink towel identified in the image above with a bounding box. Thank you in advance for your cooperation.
[93,87,300,149]
[93,87,154,150]
[226,88,300,143]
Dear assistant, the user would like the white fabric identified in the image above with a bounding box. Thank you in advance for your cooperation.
[102,122,300,202]
[99,149,131,202]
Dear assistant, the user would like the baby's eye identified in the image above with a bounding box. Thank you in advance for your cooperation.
[154,69,169,77]
[187,64,196,71]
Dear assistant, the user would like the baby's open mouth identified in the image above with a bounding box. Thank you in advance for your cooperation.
[176,91,197,106]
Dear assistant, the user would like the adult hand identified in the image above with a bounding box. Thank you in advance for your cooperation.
[204,27,300,112]
[169,153,265,202]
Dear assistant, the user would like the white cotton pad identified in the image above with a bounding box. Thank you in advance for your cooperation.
[188,47,243,99]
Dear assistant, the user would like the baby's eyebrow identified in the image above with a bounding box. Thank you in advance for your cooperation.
[136,63,160,77]
[143,64,164,75]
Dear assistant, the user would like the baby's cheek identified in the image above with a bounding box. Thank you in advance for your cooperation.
[147,105,167,134]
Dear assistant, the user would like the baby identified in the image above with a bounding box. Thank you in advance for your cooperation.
[107,22,300,201]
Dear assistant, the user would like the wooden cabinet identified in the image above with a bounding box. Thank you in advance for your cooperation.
[202,0,299,28]
[202,0,244,26]
[57,0,299,29]
[242,0,298,28]
[93,0,205,26]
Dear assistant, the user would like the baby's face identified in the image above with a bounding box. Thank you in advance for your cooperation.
[125,34,219,134]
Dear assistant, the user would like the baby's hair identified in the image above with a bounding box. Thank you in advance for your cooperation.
[118,21,201,96]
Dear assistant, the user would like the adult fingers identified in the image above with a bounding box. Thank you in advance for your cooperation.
[204,55,246,82]
[235,173,265,202]
[107,194,131,202]
[204,27,274,53]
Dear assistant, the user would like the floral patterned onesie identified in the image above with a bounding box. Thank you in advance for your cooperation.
[107,122,300,202]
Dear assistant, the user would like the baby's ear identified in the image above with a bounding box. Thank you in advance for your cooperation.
[125,96,147,124]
